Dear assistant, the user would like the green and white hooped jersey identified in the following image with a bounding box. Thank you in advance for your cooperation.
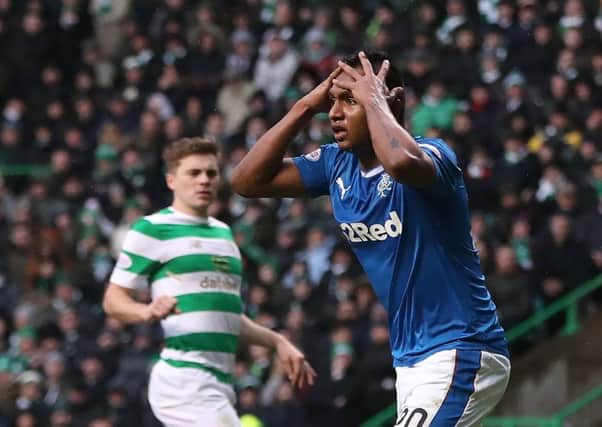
[109,207,243,385]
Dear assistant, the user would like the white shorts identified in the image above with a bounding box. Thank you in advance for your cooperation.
[148,360,240,427]
[394,350,510,427]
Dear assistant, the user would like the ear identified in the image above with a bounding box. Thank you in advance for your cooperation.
[165,173,175,191]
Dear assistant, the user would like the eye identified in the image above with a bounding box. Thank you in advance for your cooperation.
[346,98,357,105]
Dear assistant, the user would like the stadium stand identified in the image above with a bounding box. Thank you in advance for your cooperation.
[0,0,600,426]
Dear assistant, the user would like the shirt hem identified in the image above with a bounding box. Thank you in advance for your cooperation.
[392,341,509,367]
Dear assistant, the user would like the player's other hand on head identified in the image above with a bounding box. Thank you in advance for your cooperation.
[145,295,180,322]
[334,51,390,107]
[300,66,341,114]
[387,86,405,124]
[275,336,316,390]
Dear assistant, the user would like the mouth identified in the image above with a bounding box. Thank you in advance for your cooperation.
[195,191,213,198]
[332,125,347,141]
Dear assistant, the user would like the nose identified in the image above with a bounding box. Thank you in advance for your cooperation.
[328,99,344,122]
[197,172,211,185]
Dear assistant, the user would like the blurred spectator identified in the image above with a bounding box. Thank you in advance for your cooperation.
[440,27,480,97]
[217,62,256,138]
[465,147,497,212]
[300,28,336,79]
[411,80,459,136]
[336,5,364,55]
[403,49,435,98]
[42,352,67,409]
[436,0,468,46]
[487,246,533,330]
[531,213,593,333]
[89,0,131,61]
[14,370,47,422]
[354,308,394,420]
[254,28,299,104]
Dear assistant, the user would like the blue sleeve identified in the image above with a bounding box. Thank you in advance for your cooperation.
[417,138,463,195]
[291,144,336,197]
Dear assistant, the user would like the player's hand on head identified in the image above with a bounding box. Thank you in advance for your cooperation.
[146,295,180,322]
[275,337,316,389]
[334,51,390,107]
[300,66,341,114]
[386,86,405,124]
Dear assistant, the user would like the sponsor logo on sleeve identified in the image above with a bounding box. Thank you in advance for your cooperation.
[304,148,321,162]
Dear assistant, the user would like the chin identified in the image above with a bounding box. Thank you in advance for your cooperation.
[188,201,211,212]
[336,140,352,151]
[337,139,361,152]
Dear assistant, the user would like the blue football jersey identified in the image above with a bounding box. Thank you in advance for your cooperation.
[293,137,508,366]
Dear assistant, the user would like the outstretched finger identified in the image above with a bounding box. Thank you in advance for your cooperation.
[326,66,342,82]
[282,358,295,383]
[390,86,404,96]
[387,86,404,102]
[337,60,360,79]
[358,51,375,76]
[291,357,302,387]
[332,78,354,91]
[387,86,405,123]
[305,362,316,386]
[298,366,305,389]
[377,59,390,81]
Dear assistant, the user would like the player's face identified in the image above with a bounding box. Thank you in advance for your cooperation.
[166,154,220,216]
[328,69,370,151]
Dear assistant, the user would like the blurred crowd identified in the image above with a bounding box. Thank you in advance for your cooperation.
[0,0,600,426]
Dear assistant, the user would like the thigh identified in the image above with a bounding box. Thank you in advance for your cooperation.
[394,350,457,427]
[394,350,510,427]
[454,351,510,427]
[148,361,241,427]
[197,403,240,427]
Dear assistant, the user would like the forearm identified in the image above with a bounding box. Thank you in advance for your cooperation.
[103,285,150,324]
[241,314,315,388]
[239,314,282,350]
[231,100,313,193]
[365,99,423,174]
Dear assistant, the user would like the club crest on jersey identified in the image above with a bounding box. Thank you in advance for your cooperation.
[377,173,393,198]
[211,256,231,272]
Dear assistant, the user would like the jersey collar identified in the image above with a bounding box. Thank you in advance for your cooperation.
[168,206,209,224]
[360,165,384,178]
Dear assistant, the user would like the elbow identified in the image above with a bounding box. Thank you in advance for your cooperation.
[102,297,112,317]
[384,153,417,181]
[385,152,435,187]
[102,289,115,317]
[231,164,266,198]
[230,168,254,197]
